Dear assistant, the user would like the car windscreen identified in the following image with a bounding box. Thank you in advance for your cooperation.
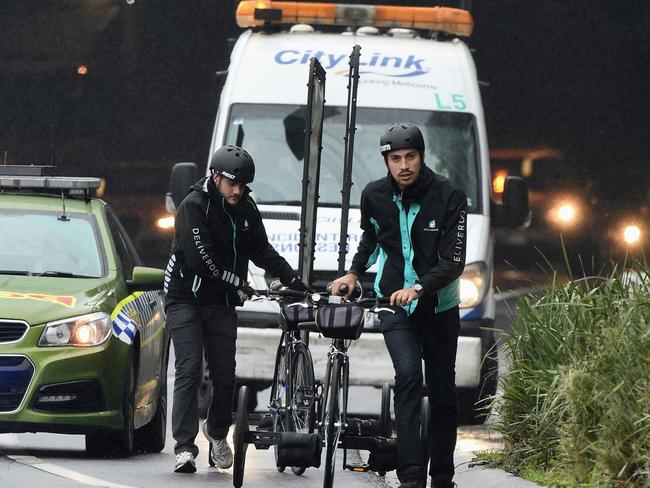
[224,103,481,212]
[0,210,104,278]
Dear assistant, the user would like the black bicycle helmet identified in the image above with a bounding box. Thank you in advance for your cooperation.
[379,123,425,157]
[209,145,255,184]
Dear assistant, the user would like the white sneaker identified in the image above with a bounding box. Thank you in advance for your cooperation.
[202,420,233,469]
[212,438,233,469]
[174,451,196,473]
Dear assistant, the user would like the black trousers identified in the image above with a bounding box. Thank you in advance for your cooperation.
[166,303,237,456]
[379,306,460,486]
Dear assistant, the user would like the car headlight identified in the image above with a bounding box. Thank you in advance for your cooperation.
[459,262,489,309]
[548,199,580,227]
[39,312,112,347]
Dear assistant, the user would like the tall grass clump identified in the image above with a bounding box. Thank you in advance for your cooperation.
[495,261,650,487]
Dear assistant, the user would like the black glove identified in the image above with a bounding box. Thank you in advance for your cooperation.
[288,276,308,293]
[236,283,257,304]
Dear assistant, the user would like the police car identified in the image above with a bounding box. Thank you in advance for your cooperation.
[0,166,169,457]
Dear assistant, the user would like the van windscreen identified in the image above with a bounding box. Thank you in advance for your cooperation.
[225,104,480,212]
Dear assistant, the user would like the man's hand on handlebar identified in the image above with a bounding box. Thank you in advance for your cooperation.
[236,283,259,304]
[288,275,309,293]
[390,287,420,307]
[331,273,358,299]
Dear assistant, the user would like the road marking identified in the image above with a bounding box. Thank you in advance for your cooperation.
[4,434,139,488]
[8,454,141,488]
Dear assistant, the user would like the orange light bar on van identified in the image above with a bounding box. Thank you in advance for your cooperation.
[236,1,474,36]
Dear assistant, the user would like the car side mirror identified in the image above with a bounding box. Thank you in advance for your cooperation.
[166,162,199,212]
[492,176,529,228]
[127,266,165,292]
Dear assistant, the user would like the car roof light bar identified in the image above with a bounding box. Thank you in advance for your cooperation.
[236,1,474,37]
[0,175,101,191]
[0,165,54,177]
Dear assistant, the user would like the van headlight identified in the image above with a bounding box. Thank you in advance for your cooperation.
[459,262,489,309]
[39,312,112,347]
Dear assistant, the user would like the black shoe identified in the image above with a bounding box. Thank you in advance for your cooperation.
[399,480,427,488]
[398,481,423,488]
[432,481,457,488]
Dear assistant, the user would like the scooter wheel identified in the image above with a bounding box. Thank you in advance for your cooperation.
[378,382,392,438]
[419,395,431,473]
[233,385,250,488]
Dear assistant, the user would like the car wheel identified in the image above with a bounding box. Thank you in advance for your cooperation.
[86,349,136,458]
[135,346,168,453]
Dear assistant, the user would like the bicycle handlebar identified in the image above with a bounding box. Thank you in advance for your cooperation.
[254,288,309,300]
[254,287,393,312]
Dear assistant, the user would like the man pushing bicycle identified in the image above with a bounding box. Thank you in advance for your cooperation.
[332,123,467,488]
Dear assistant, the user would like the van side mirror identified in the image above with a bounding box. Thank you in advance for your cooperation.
[166,162,199,212]
[492,176,529,228]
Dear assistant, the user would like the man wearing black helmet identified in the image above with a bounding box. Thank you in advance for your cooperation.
[332,123,467,488]
[164,145,307,474]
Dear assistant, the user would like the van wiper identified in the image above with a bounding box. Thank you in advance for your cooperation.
[259,200,303,205]
[0,270,30,275]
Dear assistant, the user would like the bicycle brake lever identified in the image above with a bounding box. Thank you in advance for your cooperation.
[372,307,396,314]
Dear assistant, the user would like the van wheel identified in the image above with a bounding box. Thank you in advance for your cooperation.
[458,336,498,425]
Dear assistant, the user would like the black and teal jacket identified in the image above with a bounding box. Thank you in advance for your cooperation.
[349,165,467,315]
[164,177,295,308]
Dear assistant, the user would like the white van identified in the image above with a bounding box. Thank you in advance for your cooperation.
[168,2,527,421]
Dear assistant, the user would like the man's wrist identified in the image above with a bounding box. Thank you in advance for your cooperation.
[412,283,424,297]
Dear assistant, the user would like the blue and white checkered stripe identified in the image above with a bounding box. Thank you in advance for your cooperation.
[113,310,137,345]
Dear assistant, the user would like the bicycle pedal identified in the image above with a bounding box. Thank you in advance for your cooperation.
[344,463,369,472]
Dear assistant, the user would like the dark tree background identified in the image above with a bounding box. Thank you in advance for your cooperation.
[1,1,648,268]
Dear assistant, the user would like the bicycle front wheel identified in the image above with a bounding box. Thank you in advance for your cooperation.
[323,355,341,488]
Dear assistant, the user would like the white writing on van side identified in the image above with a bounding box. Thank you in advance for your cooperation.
[274,50,427,73]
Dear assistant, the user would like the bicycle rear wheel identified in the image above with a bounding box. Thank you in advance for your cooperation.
[270,337,290,471]
[291,343,316,434]
[322,355,341,488]
[290,343,316,475]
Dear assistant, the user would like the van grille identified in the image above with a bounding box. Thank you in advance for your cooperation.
[260,211,300,221]
[0,356,34,412]
[0,320,28,343]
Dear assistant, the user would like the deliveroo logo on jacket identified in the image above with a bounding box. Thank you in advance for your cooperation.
[274,49,427,77]
[424,219,439,232]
